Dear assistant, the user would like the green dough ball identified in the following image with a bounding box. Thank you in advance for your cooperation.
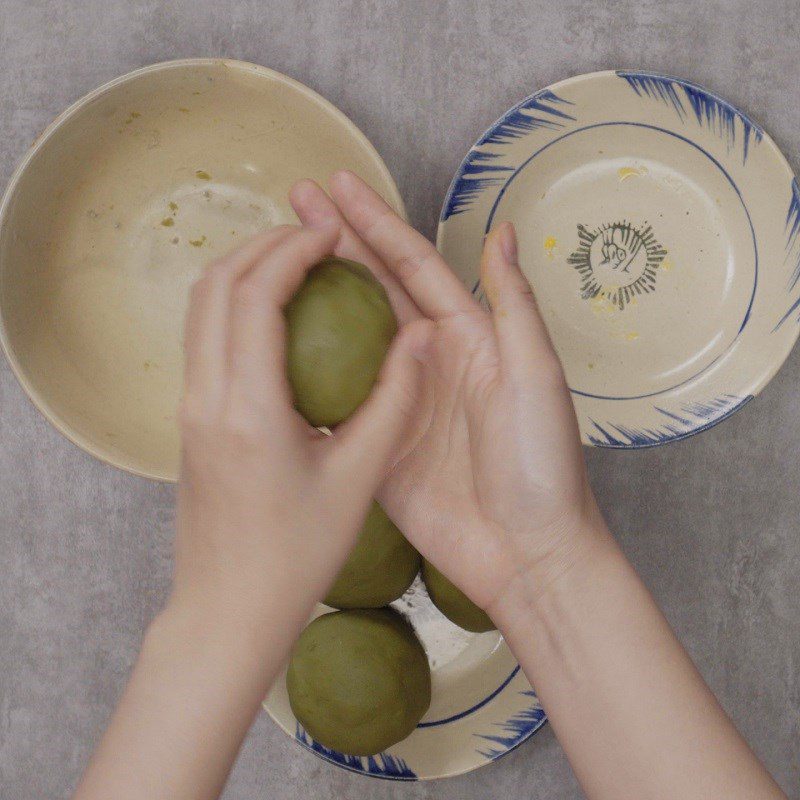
[422,561,496,633]
[324,502,420,609]
[286,256,397,427]
[287,608,431,756]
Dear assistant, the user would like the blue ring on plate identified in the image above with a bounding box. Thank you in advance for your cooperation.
[293,665,545,780]
[417,664,520,728]
[476,120,759,402]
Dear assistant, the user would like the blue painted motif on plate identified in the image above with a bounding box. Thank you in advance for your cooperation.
[474,690,547,760]
[588,394,753,448]
[295,724,417,780]
[441,91,575,220]
[616,71,763,162]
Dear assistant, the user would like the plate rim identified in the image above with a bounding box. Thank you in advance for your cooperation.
[263,664,548,781]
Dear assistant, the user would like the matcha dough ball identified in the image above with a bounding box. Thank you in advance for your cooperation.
[286,256,397,427]
[422,560,496,633]
[324,502,420,609]
[287,608,431,756]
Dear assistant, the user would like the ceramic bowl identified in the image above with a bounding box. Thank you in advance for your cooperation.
[264,577,545,780]
[438,71,800,447]
[0,59,404,480]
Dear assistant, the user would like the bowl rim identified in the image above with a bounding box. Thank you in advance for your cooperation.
[435,68,800,448]
[0,58,406,482]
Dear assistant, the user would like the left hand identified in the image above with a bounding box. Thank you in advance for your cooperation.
[74,224,433,800]
[172,223,432,629]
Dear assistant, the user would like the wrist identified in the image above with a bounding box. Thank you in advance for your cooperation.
[488,509,621,631]
[168,552,324,636]
[153,580,311,668]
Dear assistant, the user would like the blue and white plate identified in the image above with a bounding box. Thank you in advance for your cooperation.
[264,577,545,780]
[438,70,800,448]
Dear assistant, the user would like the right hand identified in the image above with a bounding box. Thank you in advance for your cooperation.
[290,171,605,618]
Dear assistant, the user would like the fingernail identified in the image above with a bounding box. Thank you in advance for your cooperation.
[499,222,518,264]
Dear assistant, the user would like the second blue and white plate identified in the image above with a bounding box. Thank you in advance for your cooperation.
[264,577,545,780]
[438,70,800,448]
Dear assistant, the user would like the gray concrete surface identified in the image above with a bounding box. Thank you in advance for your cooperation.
[1,0,799,797]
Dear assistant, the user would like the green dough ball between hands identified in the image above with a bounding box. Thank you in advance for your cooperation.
[324,501,420,609]
[285,256,397,427]
[287,609,431,756]
[422,561,496,633]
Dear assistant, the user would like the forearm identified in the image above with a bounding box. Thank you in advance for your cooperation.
[494,521,786,800]
[74,595,306,800]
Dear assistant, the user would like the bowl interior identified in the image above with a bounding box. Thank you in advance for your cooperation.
[0,60,403,480]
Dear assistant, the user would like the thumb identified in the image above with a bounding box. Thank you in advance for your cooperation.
[329,318,434,479]
[481,221,563,382]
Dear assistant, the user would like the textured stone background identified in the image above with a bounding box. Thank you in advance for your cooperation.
[0,1,798,798]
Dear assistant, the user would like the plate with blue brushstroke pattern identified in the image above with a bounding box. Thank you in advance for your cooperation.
[264,576,546,779]
[438,70,800,448]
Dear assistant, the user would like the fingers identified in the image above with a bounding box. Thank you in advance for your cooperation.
[183,228,295,405]
[480,222,566,385]
[289,179,421,325]
[328,317,434,479]
[227,224,340,408]
[328,170,478,321]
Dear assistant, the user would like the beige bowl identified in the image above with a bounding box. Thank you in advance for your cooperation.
[0,59,404,481]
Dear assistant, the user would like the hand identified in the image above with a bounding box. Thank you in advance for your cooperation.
[172,223,432,629]
[290,172,602,617]
[74,224,433,800]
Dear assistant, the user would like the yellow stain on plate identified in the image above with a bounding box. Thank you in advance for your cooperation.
[661,257,673,271]
[625,331,639,341]
[544,236,558,258]
[590,293,617,316]
[618,165,648,182]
